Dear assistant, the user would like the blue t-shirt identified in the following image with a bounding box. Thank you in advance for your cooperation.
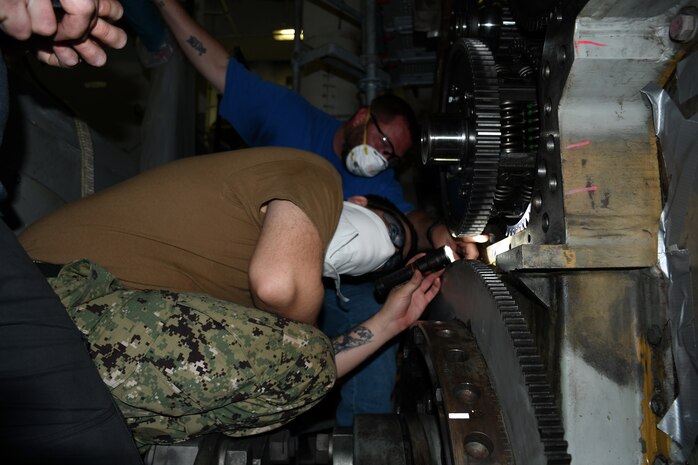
[219,59,413,213]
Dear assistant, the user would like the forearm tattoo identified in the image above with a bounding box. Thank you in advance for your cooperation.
[332,325,374,354]
[187,36,207,56]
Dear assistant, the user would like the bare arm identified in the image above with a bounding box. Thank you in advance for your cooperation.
[152,0,229,93]
[332,269,443,378]
[249,200,325,325]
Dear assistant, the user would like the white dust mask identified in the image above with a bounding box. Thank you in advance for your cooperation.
[345,144,389,177]
[344,111,389,177]
[324,202,396,300]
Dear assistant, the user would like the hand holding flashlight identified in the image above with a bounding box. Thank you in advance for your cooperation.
[374,245,456,298]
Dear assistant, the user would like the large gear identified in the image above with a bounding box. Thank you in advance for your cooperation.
[431,261,571,465]
[342,260,571,465]
[422,35,539,238]
[423,38,502,236]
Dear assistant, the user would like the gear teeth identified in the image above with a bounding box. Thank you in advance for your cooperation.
[546,453,574,464]
[512,338,535,348]
[531,393,556,403]
[515,346,539,356]
[543,440,571,452]
[524,373,547,384]
[540,427,566,439]
[442,39,502,236]
[510,333,535,344]
[537,413,564,426]
[518,354,543,364]
[521,363,546,374]
[466,261,571,465]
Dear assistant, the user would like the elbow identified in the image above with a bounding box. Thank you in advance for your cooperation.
[251,275,296,312]
[250,274,321,325]
[214,56,232,94]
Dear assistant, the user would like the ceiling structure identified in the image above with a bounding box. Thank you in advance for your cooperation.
[200,0,301,62]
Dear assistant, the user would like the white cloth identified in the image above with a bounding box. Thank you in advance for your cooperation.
[323,202,395,300]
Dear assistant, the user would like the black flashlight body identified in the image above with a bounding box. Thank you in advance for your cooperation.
[374,246,454,297]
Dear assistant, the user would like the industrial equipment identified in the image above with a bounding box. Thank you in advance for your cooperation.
[3,0,696,464]
[338,0,698,464]
[141,1,697,463]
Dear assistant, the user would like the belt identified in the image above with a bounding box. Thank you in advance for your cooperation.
[34,261,64,278]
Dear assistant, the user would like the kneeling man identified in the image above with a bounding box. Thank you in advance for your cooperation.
[19,147,442,449]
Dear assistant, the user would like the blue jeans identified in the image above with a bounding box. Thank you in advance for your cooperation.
[320,281,398,427]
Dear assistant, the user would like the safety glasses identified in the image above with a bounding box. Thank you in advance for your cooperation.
[377,209,406,272]
[370,113,401,167]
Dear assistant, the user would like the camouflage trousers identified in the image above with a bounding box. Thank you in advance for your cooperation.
[48,259,336,449]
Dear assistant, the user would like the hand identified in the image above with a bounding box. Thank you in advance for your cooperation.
[380,268,444,334]
[430,222,488,260]
[0,0,57,39]
[0,0,127,67]
[332,267,443,378]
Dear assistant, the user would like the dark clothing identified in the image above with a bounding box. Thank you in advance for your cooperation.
[0,220,143,465]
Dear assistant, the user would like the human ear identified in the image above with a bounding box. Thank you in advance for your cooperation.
[350,107,370,127]
[347,195,368,206]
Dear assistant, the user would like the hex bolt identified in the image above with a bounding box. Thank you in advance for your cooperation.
[646,324,663,347]
[670,6,698,43]
[650,395,666,416]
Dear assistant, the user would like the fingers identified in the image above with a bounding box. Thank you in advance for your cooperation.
[419,269,443,295]
[35,40,98,68]
[422,279,441,303]
[403,267,444,294]
[405,252,426,266]
[421,268,444,287]
[51,42,82,66]
[54,0,126,48]
[399,269,424,293]
[0,13,32,41]
[3,0,125,68]
[96,0,122,22]
[60,0,98,16]
[453,234,489,260]
[62,38,105,65]
[27,0,58,36]
[86,16,126,49]
[0,0,54,40]
[460,242,480,260]
[53,0,97,41]
[50,0,126,68]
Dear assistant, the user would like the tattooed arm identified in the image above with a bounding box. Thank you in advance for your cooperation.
[332,270,443,378]
[152,0,229,93]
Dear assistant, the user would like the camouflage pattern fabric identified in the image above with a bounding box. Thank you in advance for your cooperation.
[48,259,336,449]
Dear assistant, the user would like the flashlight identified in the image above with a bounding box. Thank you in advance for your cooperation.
[374,245,456,297]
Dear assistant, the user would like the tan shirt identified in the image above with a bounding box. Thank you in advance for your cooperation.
[20,148,342,307]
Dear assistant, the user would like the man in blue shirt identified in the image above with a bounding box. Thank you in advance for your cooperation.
[152,0,482,427]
